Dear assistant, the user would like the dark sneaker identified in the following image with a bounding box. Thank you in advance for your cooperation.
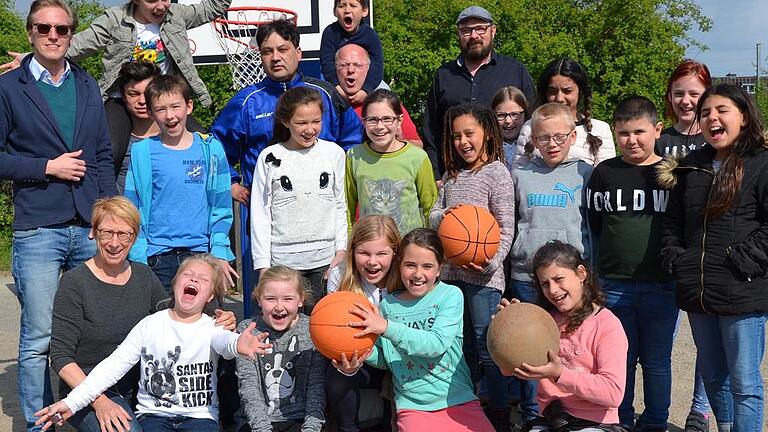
[684,411,710,432]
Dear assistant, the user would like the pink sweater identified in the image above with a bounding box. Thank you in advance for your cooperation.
[537,308,628,424]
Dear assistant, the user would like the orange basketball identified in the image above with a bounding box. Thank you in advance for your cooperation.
[487,303,560,375]
[438,205,501,267]
[309,291,378,361]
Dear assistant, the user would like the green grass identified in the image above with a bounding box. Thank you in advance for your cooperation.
[0,230,10,272]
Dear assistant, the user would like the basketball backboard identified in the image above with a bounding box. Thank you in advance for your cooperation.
[177,0,374,71]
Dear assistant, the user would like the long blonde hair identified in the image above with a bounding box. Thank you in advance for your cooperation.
[339,216,401,297]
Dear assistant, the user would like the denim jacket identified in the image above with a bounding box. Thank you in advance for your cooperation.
[67,0,231,106]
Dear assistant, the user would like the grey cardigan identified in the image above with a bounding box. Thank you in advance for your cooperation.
[67,0,231,106]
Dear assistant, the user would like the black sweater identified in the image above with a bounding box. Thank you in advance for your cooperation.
[50,262,166,397]
[659,145,768,315]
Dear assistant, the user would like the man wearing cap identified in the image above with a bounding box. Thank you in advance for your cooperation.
[423,5,534,177]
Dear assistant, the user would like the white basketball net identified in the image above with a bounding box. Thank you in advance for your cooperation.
[212,8,297,90]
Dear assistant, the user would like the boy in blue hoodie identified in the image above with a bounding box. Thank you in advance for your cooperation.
[508,102,593,425]
[319,0,384,105]
[124,74,236,292]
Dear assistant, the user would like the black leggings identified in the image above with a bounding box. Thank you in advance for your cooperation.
[326,364,391,432]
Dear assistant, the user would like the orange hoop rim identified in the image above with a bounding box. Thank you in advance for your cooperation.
[213,6,298,27]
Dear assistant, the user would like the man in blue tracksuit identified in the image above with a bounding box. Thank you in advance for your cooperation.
[210,18,363,315]
[0,1,116,429]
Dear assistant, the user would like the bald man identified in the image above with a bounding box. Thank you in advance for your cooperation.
[335,43,422,146]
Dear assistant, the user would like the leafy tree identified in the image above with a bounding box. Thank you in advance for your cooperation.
[375,0,711,127]
[0,0,29,65]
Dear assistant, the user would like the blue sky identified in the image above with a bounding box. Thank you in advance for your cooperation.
[685,0,768,77]
[12,0,767,77]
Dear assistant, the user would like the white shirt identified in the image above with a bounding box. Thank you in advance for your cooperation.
[513,118,616,167]
[326,264,384,306]
[133,22,169,75]
[29,56,71,87]
[63,310,240,422]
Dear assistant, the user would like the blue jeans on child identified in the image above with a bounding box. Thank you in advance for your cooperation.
[147,249,196,294]
[600,278,678,429]
[13,225,95,431]
[68,389,142,432]
[445,280,509,411]
[138,415,218,431]
[688,312,767,432]
[507,279,541,421]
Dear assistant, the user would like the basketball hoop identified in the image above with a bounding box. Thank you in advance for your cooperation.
[212,7,298,90]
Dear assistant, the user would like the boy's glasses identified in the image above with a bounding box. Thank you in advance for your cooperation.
[495,111,525,121]
[535,131,574,146]
[33,23,72,37]
[458,24,492,37]
[336,62,368,70]
[96,229,134,243]
[363,116,397,126]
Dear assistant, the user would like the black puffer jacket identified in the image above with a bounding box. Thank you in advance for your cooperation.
[658,145,768,315]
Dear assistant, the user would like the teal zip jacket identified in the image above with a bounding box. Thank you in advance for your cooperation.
[366,281,477,411]
[125,132,235,263]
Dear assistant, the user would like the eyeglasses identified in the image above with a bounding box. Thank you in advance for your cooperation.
[363,116,398,126]
[495,111,525,121]
[33,23,72,37]
[458,24,492,37]
[336,62,368,70]
[535,131,574,146]
[96,229,134,243]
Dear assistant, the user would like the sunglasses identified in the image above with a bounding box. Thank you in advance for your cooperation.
[33,23,72,37]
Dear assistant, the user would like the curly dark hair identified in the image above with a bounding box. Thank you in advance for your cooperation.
[441,104,504,180]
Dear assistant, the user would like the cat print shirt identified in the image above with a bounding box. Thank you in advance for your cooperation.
[250,139,348,270]
[346,142,437,235]
[62,310,239,422]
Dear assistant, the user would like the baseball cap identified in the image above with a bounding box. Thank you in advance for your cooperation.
[456,6,493,25]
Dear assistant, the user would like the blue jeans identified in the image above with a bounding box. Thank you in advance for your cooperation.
[148,249,196,294]
[138,415,218,431]
[68,390,142,432]
[600,278,679,429]
[688,312,767,432]
[507,279,541,421]
[446,280,509,411]
[13,225,95,431]
[675,313,714,416]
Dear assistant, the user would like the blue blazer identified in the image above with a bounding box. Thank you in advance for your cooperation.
[0,56,116,230]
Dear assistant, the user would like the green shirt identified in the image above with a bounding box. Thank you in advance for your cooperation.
[366,282,477,411]
[345,142,437,234]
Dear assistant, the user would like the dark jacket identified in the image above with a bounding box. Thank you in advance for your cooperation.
[658,145,768,315]
[319,21,384,94]
[0,56,116,230]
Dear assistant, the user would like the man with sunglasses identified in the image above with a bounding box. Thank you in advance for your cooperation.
[0,0,115,430]
[423,5,535,178]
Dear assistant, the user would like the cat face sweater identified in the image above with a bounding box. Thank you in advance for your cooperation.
[250,139,348,270]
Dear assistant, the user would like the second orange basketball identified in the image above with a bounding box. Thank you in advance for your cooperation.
[437,204,500,267]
